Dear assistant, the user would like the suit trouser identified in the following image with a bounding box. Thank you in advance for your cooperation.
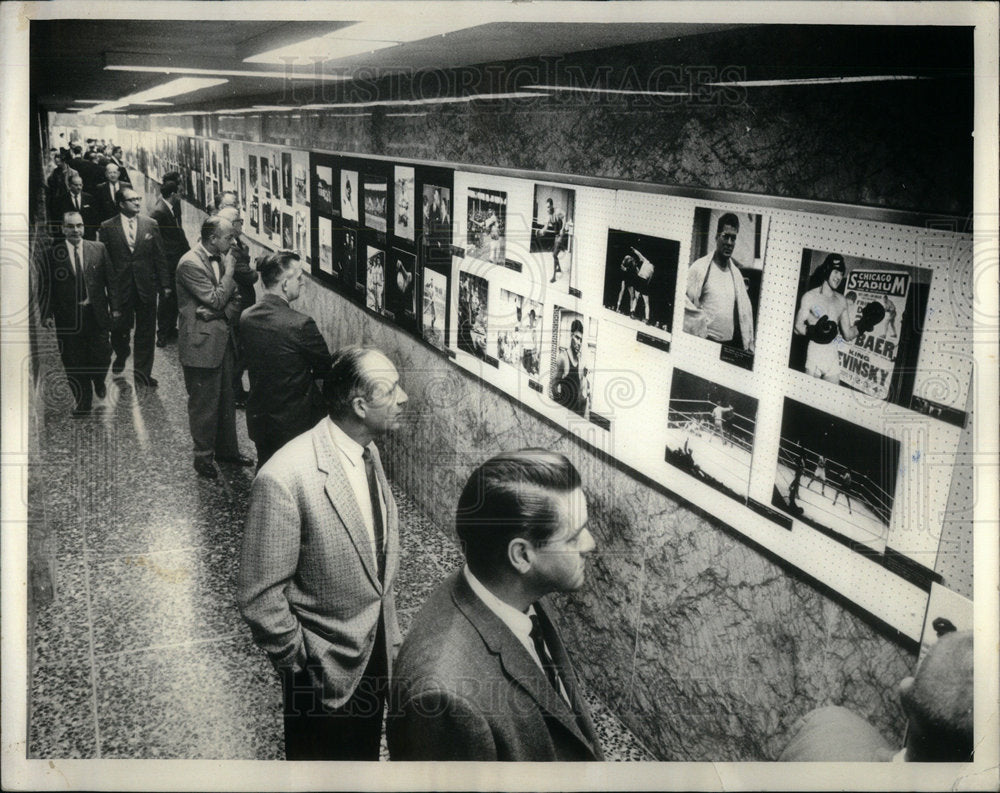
[157,269,178,339]
[111,296,157,380]
[56,306,111,409]
[181,342,240,463]
[281,613,387,761]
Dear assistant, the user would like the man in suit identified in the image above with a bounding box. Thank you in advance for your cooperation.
[95,164,125,223]
[99,186,169,389]
[239,250,330,468]
[150,181,190,346]
[51,174,99,241]
[107,145,131,185]
[388,448,604,761]
[238,346,408,760]
[45,152,78,219]
[39,211,117,415]
[215,206,256,406]
[175,215,254,479]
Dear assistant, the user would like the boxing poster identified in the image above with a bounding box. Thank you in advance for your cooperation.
[394,166,415,242]
[771,398,901,553]
[531,185,575,294]
[466,187,508,267]
[603,228,680,349]
[363,175,388,233]
[683,207,768,370]
[790,249,931,407]
[496,288,544,378]
[665,368,758,504]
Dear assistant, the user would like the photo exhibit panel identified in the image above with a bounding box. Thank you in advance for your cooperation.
[394,165,415,242]
[341,169,359,222]
[366,245,387,315]
[422,267,449,351]
[603,227,681,340]
[531,184,575,293]
[364,174,388,233]
[466,187,508,267]
[496,288,544,378]
[549,305,598,422]
[457,270,490,360]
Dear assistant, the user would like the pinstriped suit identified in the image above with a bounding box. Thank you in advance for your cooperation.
[237,418,401,758]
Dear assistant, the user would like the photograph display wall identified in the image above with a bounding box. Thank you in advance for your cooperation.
[114,133,975,639]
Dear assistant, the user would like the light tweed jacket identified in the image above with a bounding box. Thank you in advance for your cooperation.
[237,418,401,709]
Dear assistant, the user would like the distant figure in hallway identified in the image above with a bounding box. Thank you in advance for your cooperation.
[388,448,603,761]
[239,250,332,468]
[238,346,408,761]
[150,181,190,347]
[215,205,257,407]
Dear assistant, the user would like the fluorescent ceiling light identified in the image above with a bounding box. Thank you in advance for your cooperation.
[706,75,926,87]
[294,92,544,110]
[105,63,349,82]
[385,112,428,118]
[524,84,688,97]
[89,77,228,113]
[245,21,475,65]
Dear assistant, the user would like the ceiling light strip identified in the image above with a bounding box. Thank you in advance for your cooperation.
[105,64,349,82]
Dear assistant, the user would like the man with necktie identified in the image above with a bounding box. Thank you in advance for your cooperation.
[388,448,604,761]
[39,211,117,415]
[238,346,408,760]
[150,181,190,346]
[98,186,169,390]
[51,174,99,241]
[175,216,253,479]
[95,163,125,223]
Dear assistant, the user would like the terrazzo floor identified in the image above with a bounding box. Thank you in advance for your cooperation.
[28,326,653,761]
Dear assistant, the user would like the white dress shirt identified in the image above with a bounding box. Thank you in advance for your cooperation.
[326,418,386,566]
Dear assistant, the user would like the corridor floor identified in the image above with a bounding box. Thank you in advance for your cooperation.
[27,327,652,760]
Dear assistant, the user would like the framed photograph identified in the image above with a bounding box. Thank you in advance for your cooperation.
[270,158,280,201]
[334,227,357,285]
[282,211,293,249]
[457,271,489,360]
[549,307,597,420]
[341,169,359,222]
[603,229,680,336]
[496,288,544,377]
[789,248,932,408]
[665,368,759,504]
[421,183,452,253]
[314,164,334,215]
[248,155,258,192]
[531,184,575,291]
[223,143,230,182]
[771,398,900,552]
[294,161,307,205]
[239,168,246,211]
[466,187,507,266]
[363,174,388,233]
[294,210,309,261]
[394,165,415,241]
[682,207,768,370]
[318,216,334,276]
[260,156,270,198]
[388,248,417,319]
[262,201,272,237]
[281,152,292,205]
[366,246,386,314]
[422,267,448,351]
[249,193,259,232]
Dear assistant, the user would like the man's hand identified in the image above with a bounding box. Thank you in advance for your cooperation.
[806,316,839,344]
[855,301,886,335]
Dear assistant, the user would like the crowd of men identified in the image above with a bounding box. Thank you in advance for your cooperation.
[38,142,974,764]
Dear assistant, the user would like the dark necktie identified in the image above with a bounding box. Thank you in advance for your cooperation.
[72,244,87,304]
[73,194,80,211]
[529,613,562,694]
[362,447,385,580]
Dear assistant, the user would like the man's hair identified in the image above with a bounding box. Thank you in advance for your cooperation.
[105,163,120,178]
[902,631,974,762]
[62,210,83,225]
[115,188,136,207]
[716,212,740,236]
[215,190,238,210]
[570,318,584,336]
[161,181,179,199]
[257,250,301,288]
[456,449,582,577]
[162,171,181,184]
[322,346,388,420]
[217,206,241,224]
[200,215,228,243]
[68,174,83,187]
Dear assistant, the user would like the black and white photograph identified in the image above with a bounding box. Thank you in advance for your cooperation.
[363,174,388,233]
[394,165,415,241]
[789,249,932,407]
[314,164,334,215]
[334,226,357,284]
[281,211,293,250]
[496,288,544,377]
[249,192,259,232]
[239,167,246,211]
[294,161,307,206]
[281,151,292,206]
[549,307,597,419]
[295,210,309,260]
[772,398,901,551]
[683,207,768,369]
[421,183,451,252]
[318,216,334,275]
[603,228,680,334]
[366,245,386,314]
[664,368,758,504]
[259,155,270,198]
[421,266,448,351]
[222,142,230,182]
[466,187,507,266]
[261,200,272,236]
[248,153,257,191]
[457,270,489,360]
[341,168,358,221]
[270,157,281,201]
[531,184,575,291]
[388,248,417,319]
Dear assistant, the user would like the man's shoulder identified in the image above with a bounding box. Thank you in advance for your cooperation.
[257,424,323,477]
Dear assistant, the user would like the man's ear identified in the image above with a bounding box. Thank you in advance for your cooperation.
[350,395,367,422]
[508,537,532,574]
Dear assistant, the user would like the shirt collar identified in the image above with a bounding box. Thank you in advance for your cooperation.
[196,242,216,262]
[326,417,369,469]
[463,564,534,643]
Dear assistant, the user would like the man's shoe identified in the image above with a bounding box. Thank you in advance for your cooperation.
[193,459,218,479]
[217,454,255,467]
[94,381,107,399]
[156,337,167,348]
[135,376,159,389]
[111,357,126,375]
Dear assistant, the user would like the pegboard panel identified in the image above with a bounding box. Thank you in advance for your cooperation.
[934,389,975,599]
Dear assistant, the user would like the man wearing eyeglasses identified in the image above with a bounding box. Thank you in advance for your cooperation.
[98,187,169,390]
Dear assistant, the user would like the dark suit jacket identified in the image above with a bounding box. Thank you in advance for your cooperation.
[108,157,131,185]
[239,293,332,449]
[52,191,99,240]
[95,181,124,223]
[71,157,103,194]
[388,571,604,761]
[98,214,168,306]
[237,420,402,710]
[39,239,117,330]
[175,243,241,368]
[149,197,190,268]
